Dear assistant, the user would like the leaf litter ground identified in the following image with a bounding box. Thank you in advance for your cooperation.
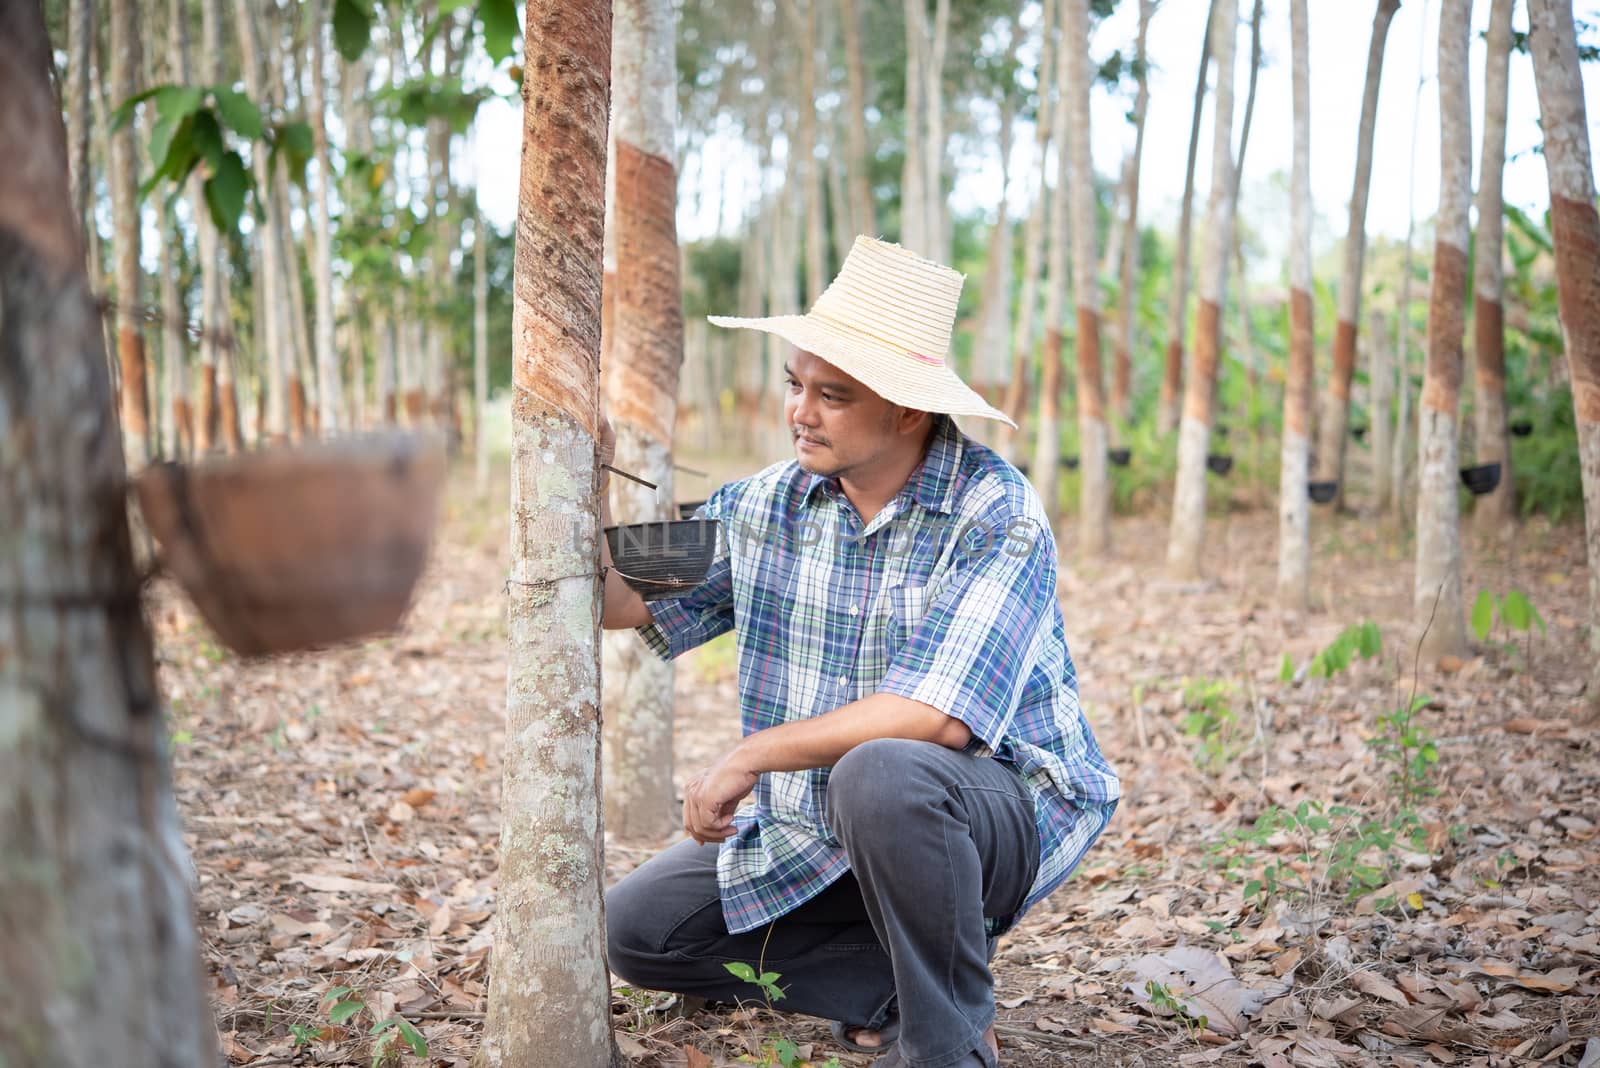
[155,468,1600,1067]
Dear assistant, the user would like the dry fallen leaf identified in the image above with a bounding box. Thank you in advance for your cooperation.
[1470,959,1582,993]
[1350,970,1410,1007]
[1125,946,1291,1036]
[289,872,399,895]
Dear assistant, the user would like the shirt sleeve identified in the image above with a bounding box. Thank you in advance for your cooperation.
[876,514,1055,752]
[633,489,736,660]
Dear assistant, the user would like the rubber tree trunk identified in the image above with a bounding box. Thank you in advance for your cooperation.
[789,0,826,304]
[475,208,490,497]
[1414,0,1473,663]
[1473,0,1516,532]
[601,0,683,844]
[1279,0,1314,614]
[1316,0,1400,508]
[158,209,189,459]
[1064,0,1108,556]
[1158,0,1218,435]
[923,0,951,263]
[234,0,287,442]
[109,0,150,467]
[971,16,1023,422]
[997,0,1055,461]
[1528,0,1600,700]
[0,9,215,1064]
[1113,0,1153,428]
[1031,0,1073,527]
[66,0,95,245]
[900,0,927,254]
[309,0,341,434]
[1371,309,1395,518]
[1391,11,1432,525]
[839,0,876,237]
[1167,0,1237,580]
[475,0,614,1063]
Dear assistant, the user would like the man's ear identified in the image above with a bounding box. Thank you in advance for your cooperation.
[898,407,934,436]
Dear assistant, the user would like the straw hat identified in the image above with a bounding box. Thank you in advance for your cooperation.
[708,236,1015,427]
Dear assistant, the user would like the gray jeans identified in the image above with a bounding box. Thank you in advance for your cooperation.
[605,739,1040,1068]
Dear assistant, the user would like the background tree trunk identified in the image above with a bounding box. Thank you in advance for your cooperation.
[971,15,1023,425]
[66,0,95,245]
[1473,0,1516,533]
[235,0,287,442]
[1113,0,1153,430]
[0,8,215,1064]
[1158,0,1217,435]
[839,0,876,237]
[310,0,341,434]
[1414,0,1473,663]
[900,0,926,254]
[1527,0,1600,700]
[1167,0,1237,580]
[1065,0,1108,556]
[1391,6,1433,525]
[923,0,951,262]
[1316,0,1400,509]
[789,0,826,304]
[1031,0,1072,526]
[109,0,150,467]
[1371,308,1395,520]
[997,0,1055,461]
[602,0,684,844]
[475,207,490,498]
[475,0,614,1063]
[1279,0,1314,614]
[158,208,189,459]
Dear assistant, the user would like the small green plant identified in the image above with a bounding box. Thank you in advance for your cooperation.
[1471,589,1546,664]
[315,986,429,1067]
[1179,678,1241,774]
[1144,979,1208,1036]
[723,961,786,1005]
[1308,621,1382,679]
[1368,694,1440,808]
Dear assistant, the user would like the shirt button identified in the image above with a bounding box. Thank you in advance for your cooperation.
[838,675,848,687]
[847,605,859,616]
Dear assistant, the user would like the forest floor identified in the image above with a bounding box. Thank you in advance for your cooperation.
[157,457,1600,1068]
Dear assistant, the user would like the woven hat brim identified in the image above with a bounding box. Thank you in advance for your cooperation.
[707,313,1017,428]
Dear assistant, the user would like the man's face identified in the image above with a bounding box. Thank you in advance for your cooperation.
[784,349,916,479]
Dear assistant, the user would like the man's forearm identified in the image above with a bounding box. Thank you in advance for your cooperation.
[731,692,972,775]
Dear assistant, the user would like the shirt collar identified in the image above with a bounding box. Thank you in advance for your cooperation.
[799,415,964,516]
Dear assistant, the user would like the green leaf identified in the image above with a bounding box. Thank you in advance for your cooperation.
[1502,589,1534,632]
[212,87,264,140]
[155,85,205,124]
[110,85,165,131]
[332,0,374,62]
[1471,590,1495,641]
[722,962,756,983]
[1242,879,1262,900]
[189,109,225,170]
[204,150,249,230]
[1358,621,1382,658]
[1279,653,1294,683]
[328,998,366,1025]
[394,1018,427,1056]
[479,0,520,63]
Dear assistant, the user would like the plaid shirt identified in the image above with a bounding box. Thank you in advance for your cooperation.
[637,417,1120,935]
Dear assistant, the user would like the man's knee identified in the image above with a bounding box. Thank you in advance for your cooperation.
[828,737,948,839]
[604,875,660,987]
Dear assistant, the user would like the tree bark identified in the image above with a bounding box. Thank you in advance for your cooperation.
[788,0,827,304]
[1527,0,1600,699]
[972,15,1023,415]
[475,208,490,497]
[1473,0,1515,532]
[923,0,951,263]
[1113,0,1153,428]
[1031,0,1072,526]
[1167,0,1237,580]
[997,0,1055,462]
[1064,0,1108,556]
[602,0,682,843]
[158,207,190,459]
[310,0,341,434]
[109,0,150,467]
[234,0,287,442]
[1159,0,1218,435]
[66,0,95,245]
[475,0,614,1064]
[1371,309,1395,521]
[1414,0,1473,663]
[900,0,927,254]
[0,8,215,1065]
[1279,0,1314,614]
[1316,0,1401,508]
[839,0,876,237]
[1391,10,1432,524]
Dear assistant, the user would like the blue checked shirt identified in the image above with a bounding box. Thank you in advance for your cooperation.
[637,416,1120,935]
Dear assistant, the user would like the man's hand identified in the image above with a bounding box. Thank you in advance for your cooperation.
[682,750,758,845]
